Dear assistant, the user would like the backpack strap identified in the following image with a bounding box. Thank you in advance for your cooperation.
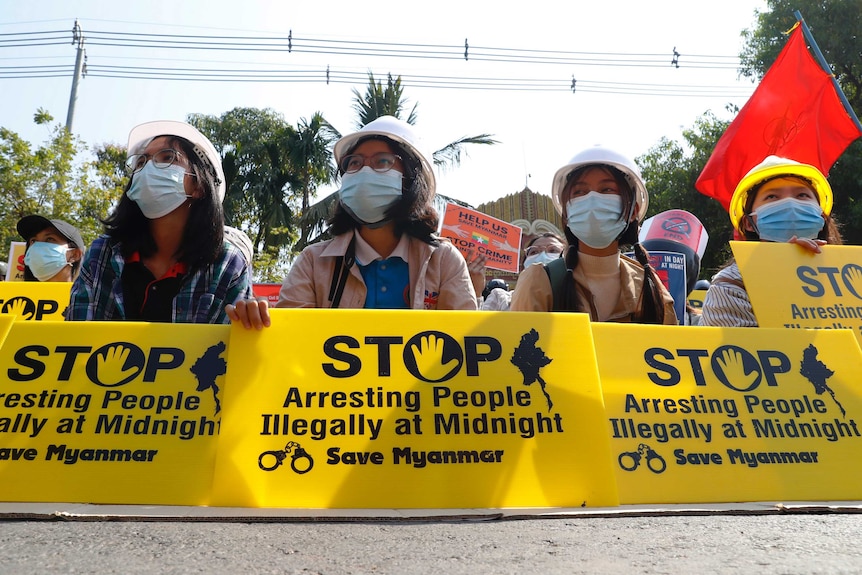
[543,257,569,312]
[327,237,356,308]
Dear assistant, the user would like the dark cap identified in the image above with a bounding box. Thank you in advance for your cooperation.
[17,215,85,251]
[482,278,509,299]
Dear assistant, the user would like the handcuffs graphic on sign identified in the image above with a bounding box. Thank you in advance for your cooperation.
[258,441,314,474]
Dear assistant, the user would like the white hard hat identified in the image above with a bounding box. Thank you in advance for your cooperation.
[551,145,649,221]
[127,120,226,203]
[333,116,436,194]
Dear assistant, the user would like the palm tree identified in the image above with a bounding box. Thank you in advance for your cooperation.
[297,72,498,246]
[351,73,418,129]
[287,112,339,248]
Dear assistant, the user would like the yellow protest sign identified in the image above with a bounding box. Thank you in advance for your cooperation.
[593,323,862,504]
[688,288,706,311]
[0,322,230,505]
[733,242,862,342]
[0,281,71,321]
[212,309,618,509]
[6,242,26,282]
[0,315,16,350]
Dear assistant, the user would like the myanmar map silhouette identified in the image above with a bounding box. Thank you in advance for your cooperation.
[510,329,554,411]
[189,341,228,415]
[800,343,845,418]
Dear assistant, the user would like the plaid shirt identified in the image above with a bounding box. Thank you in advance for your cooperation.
[66,235,253,324]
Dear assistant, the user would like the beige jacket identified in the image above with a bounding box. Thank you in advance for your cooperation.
[510,254,678,324]
[277,231,477,309]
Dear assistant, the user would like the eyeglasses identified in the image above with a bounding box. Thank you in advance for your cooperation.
[125,149,186,175]
[340,152,402,174]
[525,245,564,257]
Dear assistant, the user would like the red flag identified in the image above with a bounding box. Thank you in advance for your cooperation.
[696,25,862,208]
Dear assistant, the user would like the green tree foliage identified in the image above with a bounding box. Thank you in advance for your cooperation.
[0,110,76,245]
[351,72,418,129]
[0,111,81,254]
[188,107,336,282]
[739,0,862,245]
[289,113,339,250]
[637,111,735,277]
[0,111,127,256]
[76,143,126,243]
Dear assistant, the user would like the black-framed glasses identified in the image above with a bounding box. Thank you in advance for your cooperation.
[125,149,185,175]
[340,152,402,174]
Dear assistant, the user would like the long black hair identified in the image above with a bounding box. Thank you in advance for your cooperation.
[558,164,666,324]
[104,135,225,272]
[328,135,439,245]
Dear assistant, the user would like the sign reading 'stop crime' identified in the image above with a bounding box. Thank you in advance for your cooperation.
[440,203,522,273]
[212,309,618,508]
[593,323,862,504]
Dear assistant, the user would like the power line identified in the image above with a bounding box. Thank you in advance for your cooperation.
[1,26,742,69]
[0,59,753,96]
[0,24,753,96]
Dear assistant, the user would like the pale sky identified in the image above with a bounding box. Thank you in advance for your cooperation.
[1,0,767,208]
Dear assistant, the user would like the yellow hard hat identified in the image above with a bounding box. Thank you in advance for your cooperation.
[728,156,832,232]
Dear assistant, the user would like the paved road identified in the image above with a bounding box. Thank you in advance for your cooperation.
[2,513,861,574]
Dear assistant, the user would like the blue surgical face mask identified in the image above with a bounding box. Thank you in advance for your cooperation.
[25,242,70,281]
[339,167,403,226]
[127,162,192,219]
[752,197,825,243]
[524,251,561,267]
[565,192,628,249]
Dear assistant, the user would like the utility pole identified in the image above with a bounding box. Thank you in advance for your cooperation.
[65,20,87,133]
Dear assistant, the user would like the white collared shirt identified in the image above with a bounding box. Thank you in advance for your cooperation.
[353,232,410,265]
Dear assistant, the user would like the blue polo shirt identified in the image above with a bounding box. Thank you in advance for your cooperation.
[354,233,411,309]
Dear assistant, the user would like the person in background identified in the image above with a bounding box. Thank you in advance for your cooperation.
[228,115,476,329]
[66,120,252,323]
[510,145,676,324]
[702,156,841,327]
[522,232,565,268]
[638,209,709,326]
[480,278,511,311]
[17,215,85,282]
[475,232,564,312]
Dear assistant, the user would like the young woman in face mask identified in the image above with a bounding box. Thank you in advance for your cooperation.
[228,116,476,329]
[522,233,565,268]
[17,216,85,282]
[66,120,253,323]
[510,146,677,324]
[701,156,841,327]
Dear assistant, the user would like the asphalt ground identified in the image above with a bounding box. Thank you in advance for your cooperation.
[2,512,861,574]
